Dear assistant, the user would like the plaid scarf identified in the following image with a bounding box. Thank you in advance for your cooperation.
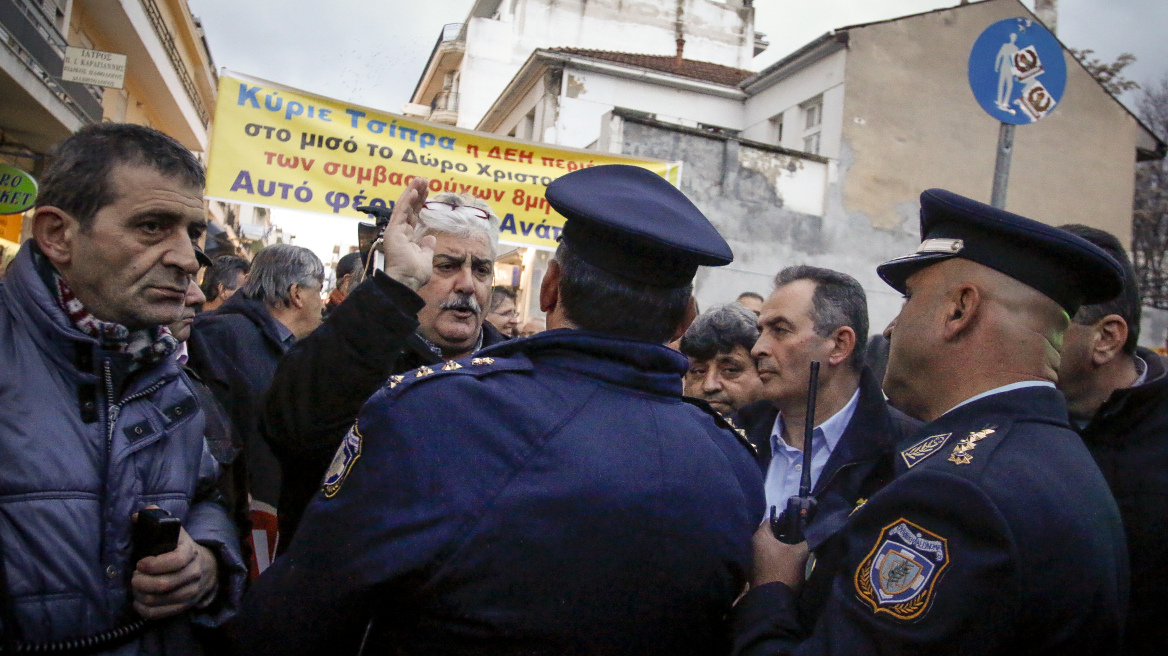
[38,250,178,371]
[417,328,484,360]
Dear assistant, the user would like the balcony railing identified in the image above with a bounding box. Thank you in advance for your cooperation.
[0,0,104,124]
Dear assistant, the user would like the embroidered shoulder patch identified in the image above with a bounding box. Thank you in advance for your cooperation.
[855,519,949,621]
[322,425,363,498]
[900,433,952,469]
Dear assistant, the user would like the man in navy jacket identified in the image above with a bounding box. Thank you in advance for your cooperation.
[236,165,765,655]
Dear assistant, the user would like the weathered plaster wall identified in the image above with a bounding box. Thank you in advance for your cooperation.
[840,0,1138,244]
[620,119,916,333]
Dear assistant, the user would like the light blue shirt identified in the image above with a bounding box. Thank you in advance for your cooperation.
[764,388,860,512]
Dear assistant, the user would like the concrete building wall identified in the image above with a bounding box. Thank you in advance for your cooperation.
[455,0,755,129]
[740,48,846,157]
[555,66,744,147]
[614,117,910,331]
[839,0,1139,244]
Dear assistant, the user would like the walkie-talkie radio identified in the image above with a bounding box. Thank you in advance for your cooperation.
[769,361,820,544]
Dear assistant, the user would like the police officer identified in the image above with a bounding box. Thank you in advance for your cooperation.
[732,189,1129,655]
[235,165,765,655]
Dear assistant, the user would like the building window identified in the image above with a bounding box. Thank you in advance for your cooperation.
[801,95,823,155]
[803,133,821,156]
[804,99,822,130]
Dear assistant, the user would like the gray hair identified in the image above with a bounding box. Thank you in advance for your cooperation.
[774,265,869,371]
[416,192,502,258]
[680,303,760,361]
[240,244,324,307]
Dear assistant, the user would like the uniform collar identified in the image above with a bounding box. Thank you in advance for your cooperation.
[479,328,687,397]
[943,381,1055,417]
[913,383,1069,441]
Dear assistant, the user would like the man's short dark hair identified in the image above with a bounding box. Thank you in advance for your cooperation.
[36,123,205,229]
[774,265,869,370]
[201,255,250,303]
[679,304,759,361]
[335,252,363,279]
[555,239,692,343]
[490,285,518,312]
[1059,224,1141,354]
[737,291,764,303]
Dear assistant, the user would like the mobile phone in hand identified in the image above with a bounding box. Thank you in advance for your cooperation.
[132,508,181,563]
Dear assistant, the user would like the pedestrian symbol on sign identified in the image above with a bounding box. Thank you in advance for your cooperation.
[969,18,1066,126]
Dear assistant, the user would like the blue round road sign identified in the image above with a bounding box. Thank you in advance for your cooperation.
[968,18,1066,125]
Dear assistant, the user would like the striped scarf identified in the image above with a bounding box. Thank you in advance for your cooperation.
[40,251,178,371]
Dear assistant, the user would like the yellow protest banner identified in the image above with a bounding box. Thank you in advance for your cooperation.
[205,72,682,250]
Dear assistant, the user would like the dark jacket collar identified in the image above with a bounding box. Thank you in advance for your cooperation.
[2,241,180,397]
[733,366,905,473]
[3,241,98,361]
[214,293,294,353]
[479,328,687,397]
[1081,347,1168,445]
[814,367,903,493]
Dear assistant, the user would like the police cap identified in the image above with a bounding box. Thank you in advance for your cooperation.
[877,189,1123,315]
[545,164,733,288]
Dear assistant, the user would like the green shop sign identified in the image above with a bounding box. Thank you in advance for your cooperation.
[0,164,37,214]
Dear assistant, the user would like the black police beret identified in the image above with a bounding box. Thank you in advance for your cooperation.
[545,165,733,288]
[877,189,1124,315]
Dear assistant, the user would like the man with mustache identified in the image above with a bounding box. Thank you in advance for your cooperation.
[264,181,509,549]
[236,164,763,656]
[0,123,245,652]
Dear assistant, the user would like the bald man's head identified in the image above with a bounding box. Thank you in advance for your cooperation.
[884,258,1069,421]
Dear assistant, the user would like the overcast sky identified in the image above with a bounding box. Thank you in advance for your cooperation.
[189,0,1166,113]
[185,0,1167,260]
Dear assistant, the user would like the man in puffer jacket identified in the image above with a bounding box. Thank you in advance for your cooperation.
[0,123,245,653]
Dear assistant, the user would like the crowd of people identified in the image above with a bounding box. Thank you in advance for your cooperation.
[0,122,1163,655]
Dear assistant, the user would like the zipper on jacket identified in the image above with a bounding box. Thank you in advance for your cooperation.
[100,359,166,575]
[103,360,166,449]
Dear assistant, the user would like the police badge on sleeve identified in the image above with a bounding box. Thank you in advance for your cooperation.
[854,519,949,621]
[322,425,363,498]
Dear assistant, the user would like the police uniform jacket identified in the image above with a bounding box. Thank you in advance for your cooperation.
[236,329,765,656]
[1075,348,1168,655]
[732,385,1128,655]
[262,272,507,550]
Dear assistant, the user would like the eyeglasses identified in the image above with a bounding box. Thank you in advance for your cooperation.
[423,201,491,221]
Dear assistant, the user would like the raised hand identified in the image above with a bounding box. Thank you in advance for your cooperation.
[382,177,437,292]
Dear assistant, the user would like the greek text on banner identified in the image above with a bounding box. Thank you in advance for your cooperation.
[204,71,683,250]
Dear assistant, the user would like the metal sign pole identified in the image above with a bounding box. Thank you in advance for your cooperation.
[990,122,1015,209]
[969,18,1065,209]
